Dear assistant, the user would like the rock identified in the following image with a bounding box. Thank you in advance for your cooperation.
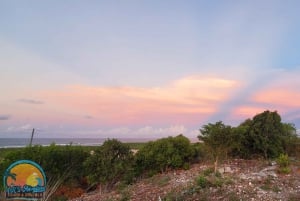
[261,165,277,172]
[239,173,247,180]
[218,166,234,174]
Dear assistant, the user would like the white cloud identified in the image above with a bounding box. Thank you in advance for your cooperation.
[4,124,33,133]
[106,127,132,136]
[131,125,187,138]
[46,125,197,139]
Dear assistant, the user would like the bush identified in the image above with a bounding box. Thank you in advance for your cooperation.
[277,154,290,167]
[196,175,208,188]
[277,154,291,174]
[196,168,225,190]
[210,176,223,187]
[84,139,134,191]
[278,166,291,174]
[202,167,214,176]
[190,142,206,163]
[135,135,194,176]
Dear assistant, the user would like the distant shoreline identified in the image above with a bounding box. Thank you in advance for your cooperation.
[0,137,199,148]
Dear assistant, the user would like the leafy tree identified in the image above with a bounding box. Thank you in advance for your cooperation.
[281,123,296,148]
[231,110,298,159]
[243,110,286,159]
[135,135,194,176]
[41,144,89,181]
[84,139,134,191]
[190,142,206,163]
[198,121,233,173]
[281,123,298,156]
[168,135,194,169]
[229,125,248,158]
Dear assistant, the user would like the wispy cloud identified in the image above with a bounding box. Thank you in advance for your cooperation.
[206,69,281,124]
[227,68,300,125]
[63,125,196,138]
[18,98,44,104]
[41,76,240,126]
[0,114,10,120]
[6,124,32,132]
[252,71,300,109]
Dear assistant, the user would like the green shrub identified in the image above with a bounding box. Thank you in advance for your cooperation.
[202,167,214,176]
[191,142,206,163]
[0,145,89,187]
[84,139,134,191]
[135,135,194,176]
[278,166,291,174]
[213,177,223,187]
[196,175,208,188]
[277,154,290,167]
[277,154,291,174]
[183,162,190,170]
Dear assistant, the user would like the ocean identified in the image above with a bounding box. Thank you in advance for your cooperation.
[0,138,154,148]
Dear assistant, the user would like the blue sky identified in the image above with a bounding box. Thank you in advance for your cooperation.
[1,1,300,138]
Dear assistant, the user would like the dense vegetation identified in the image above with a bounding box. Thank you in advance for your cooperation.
[0,110,299,200]
[198,111,299,172]
[84,139,134,191]
[135,135,196,176]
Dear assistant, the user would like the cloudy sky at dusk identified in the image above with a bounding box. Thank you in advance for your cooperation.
[1,0,300,138]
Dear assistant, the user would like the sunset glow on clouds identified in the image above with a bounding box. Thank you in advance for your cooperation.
[1,1,300,138]
[253,71,300,109]
[40,76,239,127]
[228,69,300,123]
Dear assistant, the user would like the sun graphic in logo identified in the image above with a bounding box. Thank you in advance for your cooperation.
[5,162,45,187]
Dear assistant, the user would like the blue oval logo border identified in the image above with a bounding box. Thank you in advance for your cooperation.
[3,160,47,200]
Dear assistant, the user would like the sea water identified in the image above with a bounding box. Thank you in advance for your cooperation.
[0,138,153,148]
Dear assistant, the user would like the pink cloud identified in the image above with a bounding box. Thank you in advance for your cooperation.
[254,89,300,108]
[230,69,300,124]
[231,106,278,122]
[39,76,240,126]
[252,70,300,109]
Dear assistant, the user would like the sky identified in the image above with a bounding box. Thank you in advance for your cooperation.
[1,0,300,138]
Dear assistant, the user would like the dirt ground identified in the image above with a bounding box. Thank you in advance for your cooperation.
[70,159,300,201]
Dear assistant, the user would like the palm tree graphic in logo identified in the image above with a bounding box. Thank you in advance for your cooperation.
[4,170,17,185]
